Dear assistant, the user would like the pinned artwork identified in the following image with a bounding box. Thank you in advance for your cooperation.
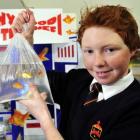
[9,110,29,127]
[0,8,78,140]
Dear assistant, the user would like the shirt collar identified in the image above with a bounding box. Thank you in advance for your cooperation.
[90,70,134,100]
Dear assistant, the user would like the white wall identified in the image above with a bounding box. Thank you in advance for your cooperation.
[0,0,140,29]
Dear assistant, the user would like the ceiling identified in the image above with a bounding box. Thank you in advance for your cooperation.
[0,0,23,9]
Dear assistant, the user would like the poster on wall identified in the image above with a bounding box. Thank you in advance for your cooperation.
[52,41,78,72]
[0,8,78,139]
[62,13,77,39]
[0,9,72,44]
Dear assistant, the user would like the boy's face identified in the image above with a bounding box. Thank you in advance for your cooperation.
[81,27,135,85]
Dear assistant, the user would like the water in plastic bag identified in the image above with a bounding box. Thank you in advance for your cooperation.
[0,33,54,104]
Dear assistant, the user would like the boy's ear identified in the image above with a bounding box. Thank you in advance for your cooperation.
[131,50,136,56]
[130,50,137,59]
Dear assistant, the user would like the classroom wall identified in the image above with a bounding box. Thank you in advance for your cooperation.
[0,0,140,29]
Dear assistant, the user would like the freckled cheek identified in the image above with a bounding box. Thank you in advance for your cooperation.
[108,59,120,67]
[83,57,93,69]
[107,57,129,69]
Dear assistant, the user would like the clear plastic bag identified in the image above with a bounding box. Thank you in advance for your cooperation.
[0,33,54,104]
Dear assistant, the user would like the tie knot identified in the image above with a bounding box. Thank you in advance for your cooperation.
[91,82,102,93]
[84,83,102,106]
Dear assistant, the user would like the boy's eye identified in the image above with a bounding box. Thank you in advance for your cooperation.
[87,50,94,53]
[83,49,94,53]
[104,48,115,53]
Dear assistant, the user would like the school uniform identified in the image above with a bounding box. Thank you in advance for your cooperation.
[47,68,140,140]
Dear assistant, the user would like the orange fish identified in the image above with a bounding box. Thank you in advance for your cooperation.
[38,69,44,76]
[63,15,75,24]
[22,72,32,79]
[9,110,29,127]
[12,82,23,89]
[66,29,76,35]
[38,47,49,61]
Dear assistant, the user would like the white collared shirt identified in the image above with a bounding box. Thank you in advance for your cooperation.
[90,70,134,101]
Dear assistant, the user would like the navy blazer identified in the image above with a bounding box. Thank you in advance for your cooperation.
[47,69,140,140]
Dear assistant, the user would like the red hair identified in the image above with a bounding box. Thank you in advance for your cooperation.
[77,5,140,52]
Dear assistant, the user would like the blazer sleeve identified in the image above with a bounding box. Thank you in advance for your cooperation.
[47,70,68,105]
[47,69,91,106]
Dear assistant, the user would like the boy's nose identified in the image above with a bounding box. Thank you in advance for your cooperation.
[93,53,105,67]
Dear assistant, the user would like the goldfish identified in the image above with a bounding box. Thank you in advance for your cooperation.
[22,72,32,79]
[66,29,76,35]
[38,69,44,76]
[63,15,75,24]
[38,47,49,61]
[12,82,23,89]
[9,110,29,127]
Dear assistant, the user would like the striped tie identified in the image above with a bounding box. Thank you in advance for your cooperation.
[84,83,102,106]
